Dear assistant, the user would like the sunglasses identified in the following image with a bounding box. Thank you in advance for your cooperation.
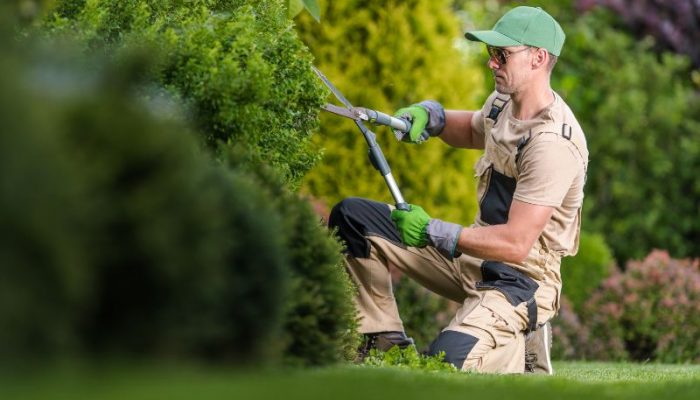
[487,46,532,65]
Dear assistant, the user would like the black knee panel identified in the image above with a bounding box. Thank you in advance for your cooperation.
[328,197,401,258]
[427,330,479,369]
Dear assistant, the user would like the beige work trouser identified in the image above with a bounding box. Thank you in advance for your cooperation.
[346,235,559,374]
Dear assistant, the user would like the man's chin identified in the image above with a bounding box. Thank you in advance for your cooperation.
[495,84,513,95]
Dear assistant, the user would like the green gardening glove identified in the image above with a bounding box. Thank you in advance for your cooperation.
[391,204,430,247]
[393,105,430,144]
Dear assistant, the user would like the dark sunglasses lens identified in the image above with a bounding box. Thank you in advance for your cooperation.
[487,47,507,64]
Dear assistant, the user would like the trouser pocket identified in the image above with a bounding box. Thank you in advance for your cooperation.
[476,261,539,333]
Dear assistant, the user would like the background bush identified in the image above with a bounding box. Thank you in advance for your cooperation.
[583,250,700,363]
[555,9,700,264]
[560,231,614,314]
[578,0,700,69]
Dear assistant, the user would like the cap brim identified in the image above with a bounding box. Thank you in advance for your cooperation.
[464,30,522,47]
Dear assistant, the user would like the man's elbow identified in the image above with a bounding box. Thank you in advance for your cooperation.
[502,240,533,264]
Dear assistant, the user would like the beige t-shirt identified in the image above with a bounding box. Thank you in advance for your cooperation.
[471,91,588,262]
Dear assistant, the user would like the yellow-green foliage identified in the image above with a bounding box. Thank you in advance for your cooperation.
[296,0,486,224]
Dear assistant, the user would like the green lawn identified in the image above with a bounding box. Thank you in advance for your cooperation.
[3,361,700,400]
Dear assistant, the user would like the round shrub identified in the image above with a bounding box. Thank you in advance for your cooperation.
[279,198,360,365]
[583,250,700,363]
[40,0,360,366]
[222,151,361,365]
[0,39,289,363]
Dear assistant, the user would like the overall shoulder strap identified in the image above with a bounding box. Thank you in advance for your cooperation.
[487,96,511,123]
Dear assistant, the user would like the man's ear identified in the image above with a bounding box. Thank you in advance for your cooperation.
[532,48,548,70]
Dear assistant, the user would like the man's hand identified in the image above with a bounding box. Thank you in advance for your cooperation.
[391,204,430,247]
[393,105,430,144]
[392,204,464,258]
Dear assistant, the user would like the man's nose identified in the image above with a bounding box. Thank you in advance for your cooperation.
[487,56,500,70]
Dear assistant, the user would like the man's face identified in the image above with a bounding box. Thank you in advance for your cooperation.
[487,45,533,95]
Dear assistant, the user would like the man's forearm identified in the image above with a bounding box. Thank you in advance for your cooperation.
[454,201,554,263]
[455,224,532,264]
[439,110,483,149]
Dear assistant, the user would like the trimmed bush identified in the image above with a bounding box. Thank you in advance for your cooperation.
[40,0,360,366]
[583,250,700,363]
[46,0,326,189]
[280,200,360,365]
[560,231,614,314]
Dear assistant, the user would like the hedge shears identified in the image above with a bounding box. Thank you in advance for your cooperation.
[312,66,410,211]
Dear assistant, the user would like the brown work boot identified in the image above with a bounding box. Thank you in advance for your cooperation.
[524,321,553,374]
[357,331,415,362]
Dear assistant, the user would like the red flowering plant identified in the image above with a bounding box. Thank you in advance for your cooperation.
[582,250,700,363]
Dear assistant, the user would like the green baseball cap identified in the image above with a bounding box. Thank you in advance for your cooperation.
[465,6,565,56]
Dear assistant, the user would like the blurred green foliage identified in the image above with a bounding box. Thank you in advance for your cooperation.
[295,0,486,225]
[560,231,614,314]
[0,36,289,362]
[554,9,700,264]
[46,0,326,189]
[583,251,700,363]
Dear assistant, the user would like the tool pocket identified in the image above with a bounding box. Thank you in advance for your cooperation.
[479,167,516,225]
[476,261,539,333]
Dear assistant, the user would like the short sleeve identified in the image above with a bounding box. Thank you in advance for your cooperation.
[513,135,583,207]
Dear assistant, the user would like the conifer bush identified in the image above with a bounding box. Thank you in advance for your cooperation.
[36,0,360,365]
[583,250,700,363]
[279,199,360,365]
[0,38,289,362]
[46,0,326,189]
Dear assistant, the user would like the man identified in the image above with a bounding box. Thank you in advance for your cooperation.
[328,6,587,374]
